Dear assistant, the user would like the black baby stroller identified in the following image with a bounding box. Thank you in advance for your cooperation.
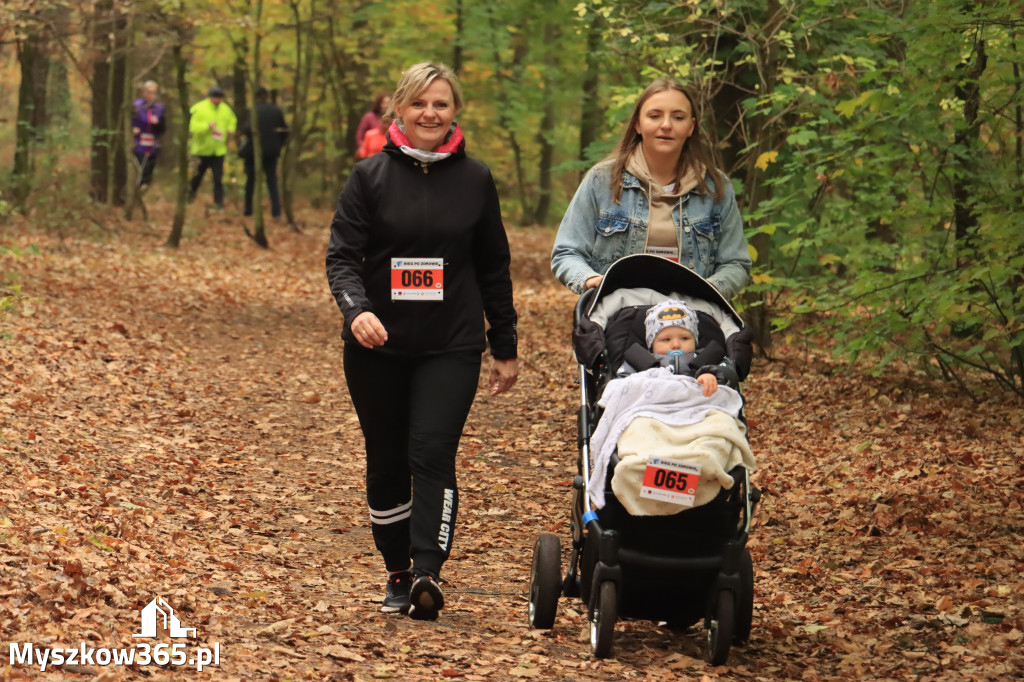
[528,254,759,664]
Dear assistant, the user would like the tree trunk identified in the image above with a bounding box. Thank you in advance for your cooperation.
[167,41,190,248]
[13,38,43,211]
[1011,39,1024,388]
[735,1,784,353]
[952,35,987,257]
[320,4,366,179]
[233,57,248,120]
[248,0,269,249]
[532,22,557,226]
[452,0,464,74]
[344,1,372,159]
[125,17,142,220]
[88,1,127,206]
[47,11,71,131]
[281,0,314,230]
[110,10,129,206]
[90,0,113,203]
[487,6,532,222]
[29,37,50,143]
[578,10,602,174]
[1015,40,1023,209]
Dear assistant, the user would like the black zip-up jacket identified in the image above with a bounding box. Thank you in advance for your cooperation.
[325,136,517,359]
[239,101,289,159]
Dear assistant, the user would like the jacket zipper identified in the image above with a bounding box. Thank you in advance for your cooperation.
[417,161,430,175]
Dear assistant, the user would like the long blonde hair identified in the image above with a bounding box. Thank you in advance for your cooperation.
[606,78,724,203]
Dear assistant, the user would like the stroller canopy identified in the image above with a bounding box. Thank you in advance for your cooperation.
[572,255,745,370]
[584,255,743,328]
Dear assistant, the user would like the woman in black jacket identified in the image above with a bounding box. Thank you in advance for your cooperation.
[326,62,518,621]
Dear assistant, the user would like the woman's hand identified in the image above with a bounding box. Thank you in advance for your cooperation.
[350,311,388,348]
[584,275,604,290]
[489,358,519,396]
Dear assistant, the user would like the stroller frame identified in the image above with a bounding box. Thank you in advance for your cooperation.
[528,255,759,664]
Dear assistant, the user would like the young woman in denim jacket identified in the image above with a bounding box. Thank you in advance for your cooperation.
[551,78,751,300]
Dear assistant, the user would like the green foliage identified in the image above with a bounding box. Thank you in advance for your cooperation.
[586,0,1024,395]
[0,283,23,320]
[750,2,1024,395]
[0,243,35,331]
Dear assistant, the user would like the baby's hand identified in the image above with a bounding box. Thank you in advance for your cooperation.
[697,373,718,397]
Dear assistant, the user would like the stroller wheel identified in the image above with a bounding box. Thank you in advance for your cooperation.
[590,581,617,659]
[528,533,562,629]
[706,589,734,666]
[734,547,754,644]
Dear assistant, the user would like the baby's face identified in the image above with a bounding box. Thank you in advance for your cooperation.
[652,326,696,354]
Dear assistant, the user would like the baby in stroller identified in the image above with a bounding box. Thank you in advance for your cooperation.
[587,298,756,516]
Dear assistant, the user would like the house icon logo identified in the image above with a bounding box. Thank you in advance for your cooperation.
[133,597,196,638]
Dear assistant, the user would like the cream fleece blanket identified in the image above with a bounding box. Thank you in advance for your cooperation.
[610,412,756,515]
[588,367,745,509]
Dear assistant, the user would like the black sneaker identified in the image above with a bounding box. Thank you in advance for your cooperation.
[408,571,444,621]
[381,571,412,614]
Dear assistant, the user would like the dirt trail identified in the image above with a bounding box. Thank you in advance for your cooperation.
[1,212,1021,681]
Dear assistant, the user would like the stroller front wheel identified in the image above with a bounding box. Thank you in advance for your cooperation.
[590,581,617,658]
[528,533,562,629]
[706,589,735,665]
[734,547,754,644]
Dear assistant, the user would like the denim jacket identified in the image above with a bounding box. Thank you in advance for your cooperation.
[551,162,751,299]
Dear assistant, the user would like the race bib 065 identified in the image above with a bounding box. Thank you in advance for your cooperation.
[391,258,444,301]
[640,457,701,506]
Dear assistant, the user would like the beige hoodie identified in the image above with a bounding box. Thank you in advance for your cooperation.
[626,148,701,257]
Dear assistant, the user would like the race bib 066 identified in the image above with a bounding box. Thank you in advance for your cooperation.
[391,258,444,301]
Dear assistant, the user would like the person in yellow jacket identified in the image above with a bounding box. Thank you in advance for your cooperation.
[188,85,237,209]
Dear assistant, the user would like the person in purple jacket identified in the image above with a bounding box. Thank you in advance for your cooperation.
[131,81,167,189]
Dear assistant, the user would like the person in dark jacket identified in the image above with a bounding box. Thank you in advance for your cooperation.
[326,62,518,621]
[240,87,289,218]
[131,81,167,189]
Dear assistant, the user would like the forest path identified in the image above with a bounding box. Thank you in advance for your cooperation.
[1,211,1021,681]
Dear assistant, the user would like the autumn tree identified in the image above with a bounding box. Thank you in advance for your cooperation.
[7,2,61,212]
[89,0,130,205]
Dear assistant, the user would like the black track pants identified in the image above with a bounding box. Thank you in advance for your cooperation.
[189,155,225,206]
[343,344,481,575]
[244,153,281,217]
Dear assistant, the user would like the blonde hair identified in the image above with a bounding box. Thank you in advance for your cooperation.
[606,78,724,203]
[387,62,463,123]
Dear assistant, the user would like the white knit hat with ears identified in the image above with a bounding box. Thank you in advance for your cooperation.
[644,300,700,349]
